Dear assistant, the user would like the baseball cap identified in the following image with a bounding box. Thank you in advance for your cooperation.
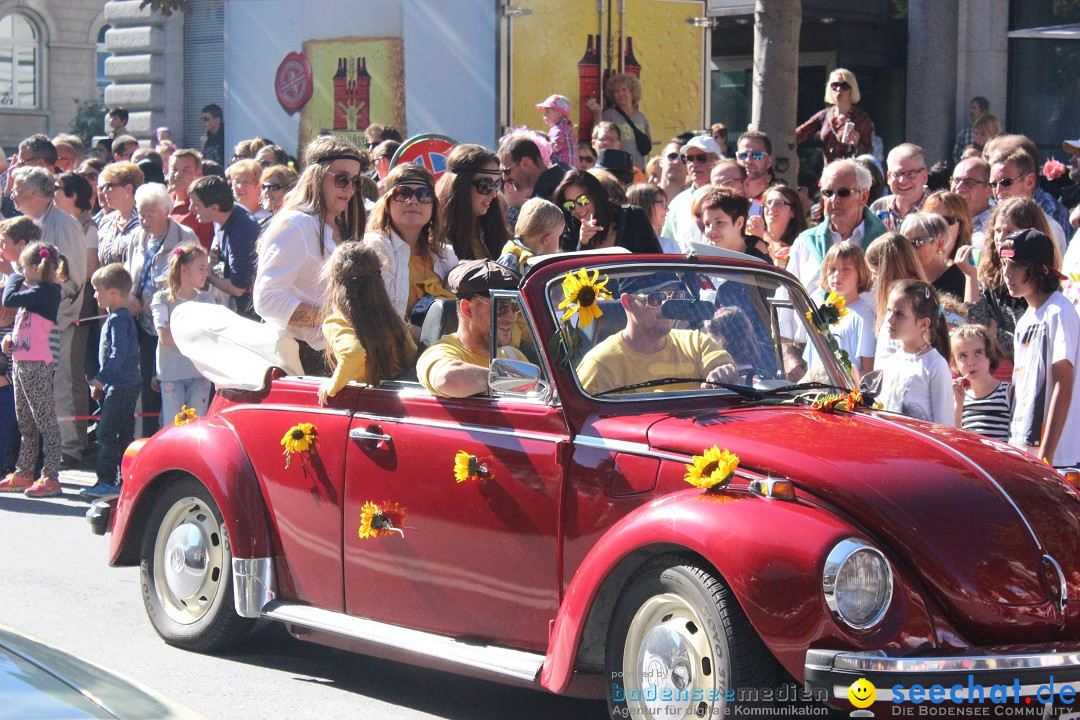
[536,94,572,118]
[680,135,722,158]
[1063,139,1080,154]
[447,259,521,298]
[999,229,1067,280]
[595,149,634,176]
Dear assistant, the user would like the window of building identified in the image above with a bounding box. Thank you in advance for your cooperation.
[0,12,39,108]
[97,25,111,97]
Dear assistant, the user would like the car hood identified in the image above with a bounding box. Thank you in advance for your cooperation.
[646,405,1080,644]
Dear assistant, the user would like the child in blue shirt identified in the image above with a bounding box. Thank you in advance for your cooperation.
[84,263,141,498]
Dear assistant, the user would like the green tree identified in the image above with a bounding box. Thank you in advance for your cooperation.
[70,98,105,149]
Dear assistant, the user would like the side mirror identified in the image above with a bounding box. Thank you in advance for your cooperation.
[488,358,544,397]
[860,369,883,395]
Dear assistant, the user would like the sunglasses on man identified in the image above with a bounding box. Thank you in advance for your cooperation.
[735,150,767,162]
[389,184,434,204]
[261,182,286,192]
[988,173,1028,191]
[950,176,988,190]
[681,153,711,164]
[821,187,855,199]
[632,289,689,307]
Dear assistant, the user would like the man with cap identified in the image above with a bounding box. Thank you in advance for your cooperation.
[660,136,722,252]
[594,149,635,187]
[537,94,577,169]
[1000,228,1080,466]
[576,272,736,396]
[416,259,526,398]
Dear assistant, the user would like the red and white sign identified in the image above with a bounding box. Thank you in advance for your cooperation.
[275,52,312,114]
[390,134,457,181]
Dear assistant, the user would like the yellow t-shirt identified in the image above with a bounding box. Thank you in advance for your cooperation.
[576,328,734,395]
[416,333,527,397]
[322,312,417,396]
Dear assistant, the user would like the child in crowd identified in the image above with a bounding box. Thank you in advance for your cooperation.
[318,243,416,407]
[1001,229,1080,466]
[0,242,68,497]
[151,244,216,423]
[84,264,141,498]
[806,241,876,381]
[951,324,1011,440]
[867,232,928,368]
[497,198,564,275]
[878,279,955,426]
[536,95,576,169]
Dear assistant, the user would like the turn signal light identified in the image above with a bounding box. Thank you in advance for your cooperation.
[1062,470,1080,490]
[749,477,796,501]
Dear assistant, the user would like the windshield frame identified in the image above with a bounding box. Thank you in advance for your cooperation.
[543,260,850,405]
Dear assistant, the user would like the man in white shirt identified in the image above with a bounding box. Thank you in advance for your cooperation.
[660,136,721,251]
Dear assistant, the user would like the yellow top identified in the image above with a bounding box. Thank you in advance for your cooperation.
[408,253,456,315]
[416,332,526,397]
[576,328,734,395]
[322,311,415,397]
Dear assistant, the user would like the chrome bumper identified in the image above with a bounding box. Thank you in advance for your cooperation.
[806,647,1080,703]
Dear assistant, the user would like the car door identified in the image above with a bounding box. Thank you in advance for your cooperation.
[342,294,568,652]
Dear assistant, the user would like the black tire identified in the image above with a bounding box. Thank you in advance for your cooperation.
[605,554,788,719]
[140,477,253,652]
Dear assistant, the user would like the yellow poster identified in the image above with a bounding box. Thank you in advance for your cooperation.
[298,37,406,150]
[510,0,705,153]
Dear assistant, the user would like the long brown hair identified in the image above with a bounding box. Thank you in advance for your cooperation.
[280,135,368,257]
[321,242,413,384]
[978,197,1054,292]
[763,185,807,246]
[366,163,447,259]
[866,231,927,331]
[435,144,510,260]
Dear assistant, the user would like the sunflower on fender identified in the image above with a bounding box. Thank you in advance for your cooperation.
[281,423,318,468]
[173,405,197,426]
[685,446,740,491]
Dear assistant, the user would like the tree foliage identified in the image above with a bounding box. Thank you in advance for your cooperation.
[139,0,189,16]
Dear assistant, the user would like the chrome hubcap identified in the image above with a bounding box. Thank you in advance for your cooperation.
[153,497,225,625]
[623,593,720,719]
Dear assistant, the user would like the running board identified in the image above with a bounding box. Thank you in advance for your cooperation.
[261,601,545,683]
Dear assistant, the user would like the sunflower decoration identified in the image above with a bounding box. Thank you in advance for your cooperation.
[559,268,612,327]
[804,292,853,378]
[812,393,847,413]
[684,446,740,491]
[173,405,197,427]
[281,422,318,469]
[453,450,493,483]
[358,501,407,539]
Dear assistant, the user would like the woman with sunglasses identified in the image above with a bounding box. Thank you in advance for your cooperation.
[796,68,874,163]
[745,185,806,268]
[435,144,511,261]
[552,170,661,254]
[922,191,973,262]
[254,135,367,374]
[899,212,967,302]
[257,163,299,224]
[363,163,457,336]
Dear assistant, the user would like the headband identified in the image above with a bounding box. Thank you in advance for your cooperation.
[317,153,364,166]
[386,178,434,193]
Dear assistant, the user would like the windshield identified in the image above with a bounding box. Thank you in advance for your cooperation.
[547,264,850,399]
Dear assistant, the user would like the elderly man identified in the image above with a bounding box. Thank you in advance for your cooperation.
[661,135,722,251]
[735,131,773,202]
[2,135,59,217]
[166,149,213,250]
[225,159,270,224]
[870,143,929,230]
[949,157,994,239]
[497,136,567,203]
[788,159,887,294]
[576,272,737,396]
[51,135,84,173]
[10,166,89,466]
[989,150,1068,254]
[416,260,524,398]
[656,140,688,206]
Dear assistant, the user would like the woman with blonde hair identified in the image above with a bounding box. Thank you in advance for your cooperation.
[601,72,651,172]
[796,68,874,162]
[254,135,367,373]
[899,212,966,301]
[865,231,928,366]
[922,190,973,260]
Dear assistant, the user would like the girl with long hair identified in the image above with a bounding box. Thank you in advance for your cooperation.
[318,242,415,405]
[255,135,367,374]
[864,231,928,368]
[745,184,806,268]
[436,144,511,261]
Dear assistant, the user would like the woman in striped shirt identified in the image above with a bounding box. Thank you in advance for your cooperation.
[951,324,1011,440]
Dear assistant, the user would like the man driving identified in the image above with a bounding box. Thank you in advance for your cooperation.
[417,259,525,398]
[576,272,737,395]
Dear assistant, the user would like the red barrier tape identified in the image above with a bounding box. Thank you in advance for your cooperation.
[57,412,160,421]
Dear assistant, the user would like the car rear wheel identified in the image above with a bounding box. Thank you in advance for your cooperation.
[605,555,787,720]
[140,477,253,652]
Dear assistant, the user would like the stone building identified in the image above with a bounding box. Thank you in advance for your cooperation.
[0,0,108,150]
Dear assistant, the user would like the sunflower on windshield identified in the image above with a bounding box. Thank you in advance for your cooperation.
[559,268,612,327]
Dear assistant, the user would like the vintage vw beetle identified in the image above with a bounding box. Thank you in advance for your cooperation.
[90,251,1080,717]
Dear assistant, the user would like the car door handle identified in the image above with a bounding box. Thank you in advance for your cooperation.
[350,427,392,444]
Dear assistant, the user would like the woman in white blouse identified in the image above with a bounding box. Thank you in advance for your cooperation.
[254,136,367,374]
[362,164,458,339]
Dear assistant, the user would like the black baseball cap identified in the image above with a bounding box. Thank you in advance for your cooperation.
[999,229,1066,280]
[447,259,521,298]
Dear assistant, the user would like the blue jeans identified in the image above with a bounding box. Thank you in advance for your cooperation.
[160,377,211,425]
[95,384,139,486]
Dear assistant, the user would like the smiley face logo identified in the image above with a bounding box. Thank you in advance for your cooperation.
[848,678,876,708]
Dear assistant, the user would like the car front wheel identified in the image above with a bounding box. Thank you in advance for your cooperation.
[605,555,786,720]
[140,477,253,652]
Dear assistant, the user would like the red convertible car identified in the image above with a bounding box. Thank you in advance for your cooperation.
[90,251,1080,718]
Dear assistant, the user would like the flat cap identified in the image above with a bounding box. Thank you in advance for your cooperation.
[447,259,521,298]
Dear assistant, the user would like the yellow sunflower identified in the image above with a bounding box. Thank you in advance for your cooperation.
[174,405,197,427]
[453,451,492,483]
[281,423,318,468]
[358,501,407,539]
[684,446,740,490]
[559,268,612,327]
[825,291,850,321]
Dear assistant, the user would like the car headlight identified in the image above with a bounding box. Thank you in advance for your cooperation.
[823,539,893,630]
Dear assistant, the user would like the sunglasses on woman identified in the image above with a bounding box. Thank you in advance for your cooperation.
[261,182,285,192]
[328,170,365,190]
[472,177,503,195]
[830,81,851,91]
[632,289,689,307]
[389,185,434,204]
[562,195,591,212]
